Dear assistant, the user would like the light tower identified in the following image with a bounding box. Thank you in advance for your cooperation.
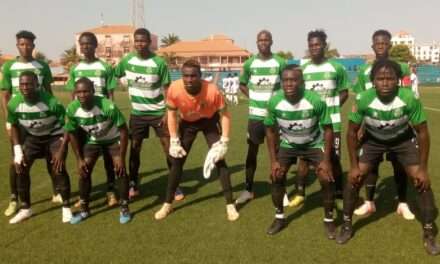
[131,0,145,28]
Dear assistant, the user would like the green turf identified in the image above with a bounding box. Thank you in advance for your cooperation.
[1,87,440,263]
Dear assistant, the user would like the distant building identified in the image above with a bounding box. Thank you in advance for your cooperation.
[414,43,440,63]
[391,31,415,55]
[157,34,251,70]
[75,24,158,65]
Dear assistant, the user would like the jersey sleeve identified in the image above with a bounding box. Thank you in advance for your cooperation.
[114,58,126,78]
[239,58,252,85]
[64,105,79,132]
[158,59,171,87]
[336,63,349,92]
[407,95,427,125]
[166,83,178,110]
[50,97,66,127]
[400,63,411,89]
[348,93,364,124]
[6,100,18,124]
[263,97,277,127]
[65,66,76,92]
[108,103,126,128]
[316,98,332,126]
[0,62,12,92]
[41,62,53,90]
[214,88,226,112]
[106,64,117,91]
[352,69,365,94]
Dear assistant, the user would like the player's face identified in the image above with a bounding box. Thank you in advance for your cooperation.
[16,38,35,59]
[19,75,37,99]
[75,83,94,107]
[134,34,151,55]
[308,37,325,60]
[372,35,391,58]
[373,66,398,100]
[282,69,304,101]
[257,32,272,55]
[79,35,97,58]
[182,66,202,95]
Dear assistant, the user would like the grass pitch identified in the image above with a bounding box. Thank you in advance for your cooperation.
[0,87,440,263]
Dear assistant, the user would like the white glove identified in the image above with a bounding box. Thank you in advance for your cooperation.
[169,137,187,158]
[13,145,24,164]
[5,122,12,131]
[203,149,217,179]
[210,136,229,162]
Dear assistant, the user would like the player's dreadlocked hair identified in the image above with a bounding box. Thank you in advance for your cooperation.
[370,58,403,81]
[79,32,98,46]
[372,29,392,41]
[307,29,327,44]
[16,30,36,42]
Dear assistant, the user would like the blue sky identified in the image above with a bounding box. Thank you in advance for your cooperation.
[1,0,439,60]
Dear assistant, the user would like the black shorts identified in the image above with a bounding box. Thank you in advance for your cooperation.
[23,134,66,162]
[178,113,221,152]
[83,142,121,161]
[247,119,265,145]
[277,147,324,167]
[129,114,169,141]
[359,137,419,167]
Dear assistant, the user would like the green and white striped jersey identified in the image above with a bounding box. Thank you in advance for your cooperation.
[0,58,52,96]
[66,59,116,97]
[301,60,349,132]
[349,88,426,142]
[264,89,331,149]
[7,91,64,136]
[352,61,411,94]
[240,54,286,120]
[65,96,126,145]
[115,52,170,116]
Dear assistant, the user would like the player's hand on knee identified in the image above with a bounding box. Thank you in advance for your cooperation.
[414,168,430,191]
[348,166,362,188]
[77,159,89,178]
[317,160,334,182]
[51,150,65,173]
[113,159,127,178]
[211,136,229,162]
[270,161,282,181]
[169,137,186,158]
[13,145,27,174]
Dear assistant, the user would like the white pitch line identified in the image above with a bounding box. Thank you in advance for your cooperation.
[425,106,440,112]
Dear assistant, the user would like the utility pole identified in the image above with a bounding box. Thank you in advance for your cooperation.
[131,0,145,28]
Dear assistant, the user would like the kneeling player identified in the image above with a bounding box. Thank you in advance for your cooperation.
[66,78,131,224]
[264,65,336,238]
[154,60,239,221]
[8,71,72,224]
[337,59,439,255]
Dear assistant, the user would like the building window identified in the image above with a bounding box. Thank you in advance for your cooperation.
[105,47,112,57]
[123,47,130,54]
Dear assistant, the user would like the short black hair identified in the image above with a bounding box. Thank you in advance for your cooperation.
[16,30,36,42]
[257,30,272,40]
[372,29,392,41]
[79,32,98,46]
[134,28,151,41]
[182,59,202,76]
[307,29,327,44]
[19,71,38,82]
[370,59,402,81]
[75,77,95,91]
[282,64,303,76]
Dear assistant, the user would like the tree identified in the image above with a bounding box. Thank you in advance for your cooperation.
[60,45,80,72]
[276,51,294,60]
[35,51,52,64]
[390,44,416,63]
[160,33,180,48]
[160,52,178,68]
[304,43,340,59]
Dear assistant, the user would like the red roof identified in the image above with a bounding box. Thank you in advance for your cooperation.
[78,24,136,35]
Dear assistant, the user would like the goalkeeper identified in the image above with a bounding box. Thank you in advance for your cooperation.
[154,60,239,222]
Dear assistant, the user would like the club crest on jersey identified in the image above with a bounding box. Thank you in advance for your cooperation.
[393,108,403,117]
[324,72,332,79]
[269,67,277,74]
[39,112,47,118]
[95,70,101,76]
[302,111,310,119]
[372,111,378,118]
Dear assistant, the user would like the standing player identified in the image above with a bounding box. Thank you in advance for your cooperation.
[154,60,239,221]
[115,28,183,201]
[410,65,420,98]
[7,71,72,224]
[236,30,287,204]
[65,78,131,224]
[66,32,118,207]
[231,73,239,105]
[352,30,414,219]
[337,59,439,255]
[264,65,336,238]
[1,30,59,217]
[290,30,348,207]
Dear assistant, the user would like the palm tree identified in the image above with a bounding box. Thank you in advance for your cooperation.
[35,51,52,64]
[160,33,180,48]
[60,45,80,72]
